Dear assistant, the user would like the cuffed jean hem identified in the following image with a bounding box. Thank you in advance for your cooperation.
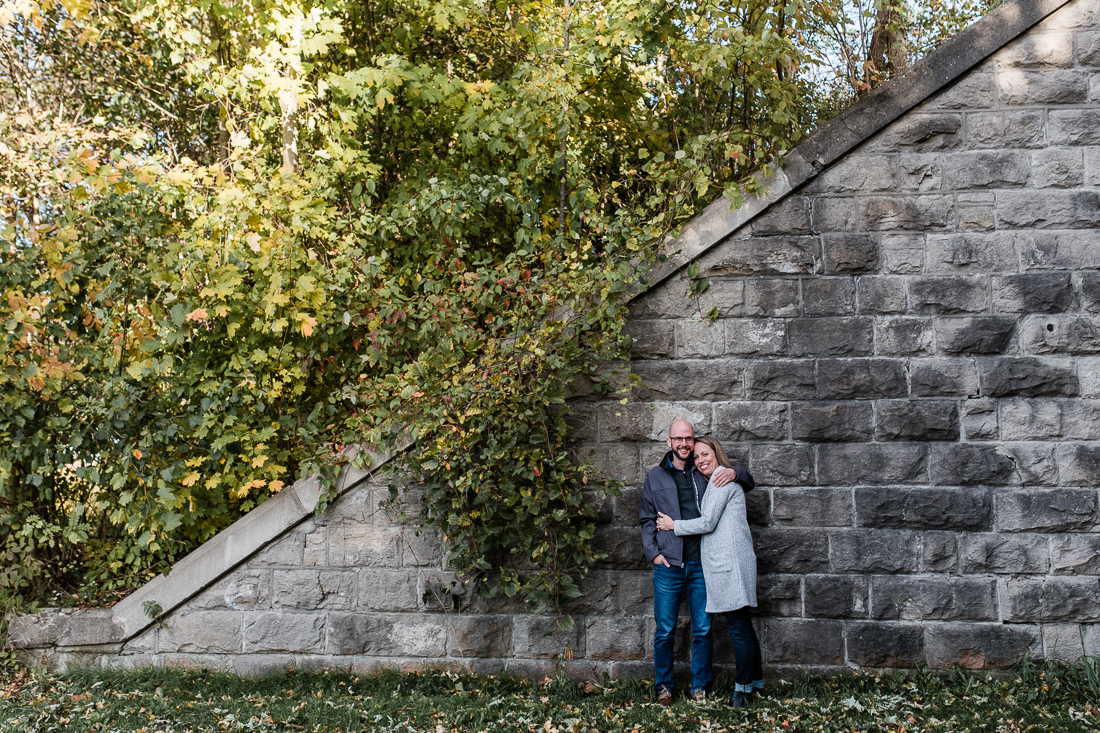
[734,680,765,693]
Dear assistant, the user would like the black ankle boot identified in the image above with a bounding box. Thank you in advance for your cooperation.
[729,691,748,708]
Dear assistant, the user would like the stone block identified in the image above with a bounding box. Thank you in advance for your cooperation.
[625,320,674,360]
[756,574,803,616]
[803,278,856,316]
[750,196,812,235]
[615,571,654,617]
[996,488,1099,532]
[751,444,815,487]
[744,278,800,317]
[875,400,960,441]
[994,32,1076,67]
[1062,399,1100,439]
[856,487,990,531]
[823,235,880,274]
[875,317,933,355]
[244,612,325,653]
[959,532,1050,574]
[804,575,867,618]
[274,570,355,610]
[761,618,844,665]
[927,72,996,111]
[514,616,585,659]
[753,528,830,573]
[327,614,447,656]
[856,277,907,315]
[592,525,645,569]
[789,401,872,443]
[1030,148,1083,188]
[585,617,646,660]
[676,319,725,358]
[1080,30,1100,65]
[935,316,1017,356]
[159,611,242,654]
[857,195,956,232]
[874,114,962,152]
[847,622,926,668]
[772,488,854,527]
[562,571,620,615]
[1021,230,1100,270]
[965,111,1046,148]
[911,358,979,396]
[448,616,513,658]
[999,190,1100,229]
[813,155,898,193]
[1082,272,1100,312]
[699,235,820,277]
[932,443,1017,485]
[812,197,857,232]
[979,357,1078,397]
[1082,357,1100,397]
[871,577,996,621]
[992,273,1076,313]
[1021,315,1100,355]
[926,623,1039,669]
[1051,533,1100,575]
[817,358,908,399]
[830,529,920,574]
[746,489,771,526]
[588,443,642,487]
[747,360,816,400]
[788,317,873,356]
[250,532,304,567]
[190,570,271,611]
[908,276,988,314]
[1042,625,1085,661]
[900,153,942,192]
[922,532,958,572]
[598,403,655,442]
[881,234,926,274]
[629,278,745,320]
[927,232,1019,274]
[713,401,789,441]
[1005,578,1100,622]
[630,359,743,401]
[962,399,999,440]
[1049,109,1100,145]
[944,152,1029,190]
[725,319,787,357]
[1008,441,1063,485]
[997,70,1088,105]
[565,403,598,442]
[356,569,420,611]
[303,526,327,566]
[1000,399,1062,440]
[818,443,928,485]
[329,525,403,567]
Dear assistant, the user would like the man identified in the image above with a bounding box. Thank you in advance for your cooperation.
[639,419,755,705]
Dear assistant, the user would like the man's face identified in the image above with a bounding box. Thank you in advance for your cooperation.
[666,422,695,463]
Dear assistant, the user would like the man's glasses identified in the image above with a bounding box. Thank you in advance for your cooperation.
[669,437,695,444]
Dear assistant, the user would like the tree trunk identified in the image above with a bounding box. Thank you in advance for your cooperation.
[863,0,908,92]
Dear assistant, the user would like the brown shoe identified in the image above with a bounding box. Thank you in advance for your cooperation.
[691,689,706,702]
[657,687,673,706]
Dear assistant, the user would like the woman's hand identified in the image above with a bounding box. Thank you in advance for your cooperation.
[656,512,675,531]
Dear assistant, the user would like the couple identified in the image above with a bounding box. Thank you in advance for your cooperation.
[639,419,762,707]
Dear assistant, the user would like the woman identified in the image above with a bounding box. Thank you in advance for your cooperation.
[656,435,763,707]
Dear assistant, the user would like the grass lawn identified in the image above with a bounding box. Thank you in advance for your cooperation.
[1,659,1098,732]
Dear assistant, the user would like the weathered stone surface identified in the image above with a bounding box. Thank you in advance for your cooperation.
[856,277,907,315]
[448,616,513,658]
[803,278,856,316]
[592,525,646,569]
[922,532,958,572]
[273,570,355,610]
[994,31,1076,68]
[1031,148,1084,188]
[746,489,771,526]
[875,317,934,355]
[979,357,1079,397]
[813,155,898,193]
[755,575,803,616]
[871,577,997,621]
[900,153,942,192]
[676,319,726,357]
[1000,399,1062,440]
[625,320,674,359]
[328,614,447,657]
[328,526,402,567]
[1061,399,1100,439]
[965,111,1046,148]
[725,319,787,357]
[788,317,873,356]
[847,623,926,668]
[1005,578,1100,622]
[1042,624,1086,661]
[959,532,1050,574]
[875,400,960,441]
[585,618,646,660]
[944,152,1029,189]
[962,399,999,440]
[599,403,685,442]
[191,570,270,611]
[753,529,830,574]
[244,613,325,654]
[817,358,908,399]
[873,114,962,152]
[514,616,584,659]
[996,488,1099,532]
[750,196,812,236]
[744,278,801,316]
[251,533,304,567]
[925,623,1039,669]
[812,197,857,232]
[992,273,1077,313]
[927,72,995,111]
[747,360,816,400]
[908,276,989,313]
[565,404,598,442]
[931,443,1016,485]
[881,234,926,274]
[1081,356,1100,397]
[586,443,642,486]
[935,316,1017,355]
[713,401,789,441]
[629,278,745,320]
[1020,230,1100,270]
[804,575,867,618]
[823,235,880,274]
[1048,109,1100,145]
[792,402,873,442]
[699,235,820,276]
[750,444,815,486]
[830,530,920,573]
[818,443,928,485]
[1081,272,1100,312]
[856,487,990,530]
[631,359,743,401]
[772,488,854,527]
[999,190,1100,229]
[1021,315,1100,354]
[357,569,420,611]
[159,612,242,654]
[997,70,1089,105]
[858,195,956,231]
[1051,533,1100,574]
[761,619,844,665]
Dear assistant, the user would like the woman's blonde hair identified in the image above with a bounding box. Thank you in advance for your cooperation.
[694,435,732,469]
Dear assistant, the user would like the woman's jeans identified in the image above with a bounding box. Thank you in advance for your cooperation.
[653,561,712,694]
[725,606,764,693]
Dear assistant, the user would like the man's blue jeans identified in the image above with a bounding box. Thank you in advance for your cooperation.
[653,561,712,694]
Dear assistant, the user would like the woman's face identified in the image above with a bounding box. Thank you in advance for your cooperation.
[693,443,716,477]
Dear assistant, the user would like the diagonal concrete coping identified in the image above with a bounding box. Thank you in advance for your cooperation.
[642,0,1076,295]
[7,439,411,652]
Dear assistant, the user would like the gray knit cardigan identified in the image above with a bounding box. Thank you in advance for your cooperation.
[673,478,757,613]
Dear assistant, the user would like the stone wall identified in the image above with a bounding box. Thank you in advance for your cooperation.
[9,0,1100,678]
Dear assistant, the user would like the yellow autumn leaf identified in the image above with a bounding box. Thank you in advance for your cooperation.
[251,455,268,468]
[186,307,208,321]
[180,471,200,487]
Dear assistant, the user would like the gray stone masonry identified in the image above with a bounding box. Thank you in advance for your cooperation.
[9,0,1100,678]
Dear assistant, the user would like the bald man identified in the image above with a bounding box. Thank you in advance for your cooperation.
[639,419,754,704]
